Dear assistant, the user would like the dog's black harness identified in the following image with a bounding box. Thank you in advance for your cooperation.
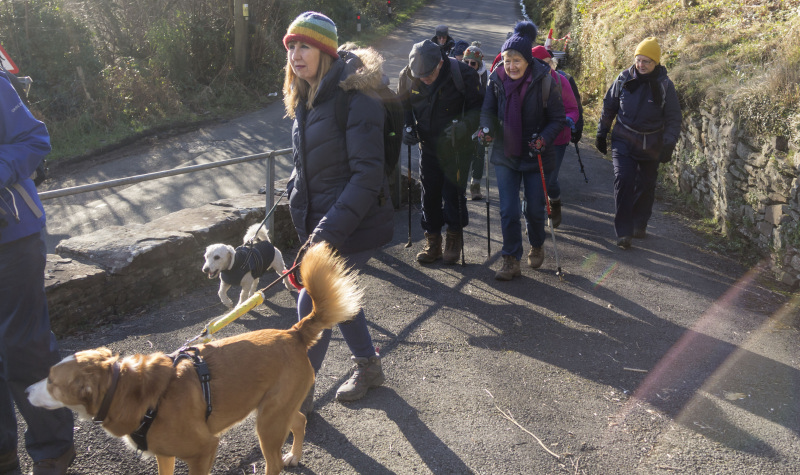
[220,241,276,285]
[129,347,213,452]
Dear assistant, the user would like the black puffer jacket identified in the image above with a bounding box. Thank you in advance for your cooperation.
[480,58,566,173]
[289,48,394,254]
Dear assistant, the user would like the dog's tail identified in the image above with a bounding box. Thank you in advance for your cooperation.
[243,222,270,243]
[293,242,363,349]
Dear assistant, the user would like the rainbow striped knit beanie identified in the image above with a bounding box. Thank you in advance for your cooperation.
[283,12,339,59]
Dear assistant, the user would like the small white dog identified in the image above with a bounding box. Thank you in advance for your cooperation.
[202,223,292,307]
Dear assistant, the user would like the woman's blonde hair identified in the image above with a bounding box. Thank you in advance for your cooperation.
[283,46,335,119]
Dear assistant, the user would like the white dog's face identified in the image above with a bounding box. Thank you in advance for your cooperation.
[202,244,235,279]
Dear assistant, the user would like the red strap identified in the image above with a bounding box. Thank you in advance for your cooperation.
[283,269,303,290]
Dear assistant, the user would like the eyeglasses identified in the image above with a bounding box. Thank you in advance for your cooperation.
[465,60,479,67]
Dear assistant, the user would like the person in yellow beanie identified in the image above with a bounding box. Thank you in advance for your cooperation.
[595,36,682,250]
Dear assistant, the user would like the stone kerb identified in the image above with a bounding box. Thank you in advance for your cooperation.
[44,194,293,335]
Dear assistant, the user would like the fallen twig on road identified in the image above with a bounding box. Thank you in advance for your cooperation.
[494,405,561,459]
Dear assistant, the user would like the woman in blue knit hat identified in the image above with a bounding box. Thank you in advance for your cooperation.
[283,11,394,411]
[478,21,566,281]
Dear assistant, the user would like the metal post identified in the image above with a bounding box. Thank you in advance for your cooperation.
[265,151,276,239]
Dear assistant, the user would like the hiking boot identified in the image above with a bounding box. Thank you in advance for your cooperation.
[0,448,19,472]
[550,198,562,228]
[300,383,314,416]
[32,445,75,475]
[416,232,442,264]
[616,236,632,250]
[633,227,647,239]
[442,229,463,264]
[495,255,521,281]
[336,355,385,402]
[527,247,544,268]
[470,182,483,200]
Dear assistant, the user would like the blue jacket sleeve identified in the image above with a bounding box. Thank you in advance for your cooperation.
[0,73,51,188]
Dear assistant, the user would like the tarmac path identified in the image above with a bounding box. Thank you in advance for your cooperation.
[17,0,800,473]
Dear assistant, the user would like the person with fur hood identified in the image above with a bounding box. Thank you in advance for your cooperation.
[282,12,394,411]
[595,37,681,250]
[478,21,566,281]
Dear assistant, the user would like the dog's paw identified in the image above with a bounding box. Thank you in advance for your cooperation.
[222,298,234,308]
[282,452,301,467]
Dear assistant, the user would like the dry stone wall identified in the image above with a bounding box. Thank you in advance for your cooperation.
[661,102,800,286]
[44,194,298,335]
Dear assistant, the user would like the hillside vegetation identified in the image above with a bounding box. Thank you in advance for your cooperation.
[533,0,800,142]
[0,0,418,160]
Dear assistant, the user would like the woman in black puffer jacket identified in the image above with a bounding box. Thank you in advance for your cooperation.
[282,12,393,411]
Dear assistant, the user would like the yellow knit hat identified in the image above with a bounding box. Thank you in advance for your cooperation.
[634,37,661,64]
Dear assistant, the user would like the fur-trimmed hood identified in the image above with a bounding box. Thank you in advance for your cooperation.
[337,47,386,93]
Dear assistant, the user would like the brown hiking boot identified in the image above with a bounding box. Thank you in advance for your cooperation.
[442,229,463,264]
[527,247,544,268]
[550,198,562,228]
[495,255,521,281]
[470,182,483,200]
[336,355,385,402]
[416,232,442,263]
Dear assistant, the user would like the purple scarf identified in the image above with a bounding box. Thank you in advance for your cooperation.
[501,65,532,157]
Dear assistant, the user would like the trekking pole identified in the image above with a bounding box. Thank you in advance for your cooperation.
[483,128,491,257]
[405,128,413,248]
[574,142,588,183]
[530,134,563,279]
[453,119,465,266]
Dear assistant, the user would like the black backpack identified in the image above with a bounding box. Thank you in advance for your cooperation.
[335,83,405,177]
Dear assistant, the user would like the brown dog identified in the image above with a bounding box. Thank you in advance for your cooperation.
[27,242,362,475]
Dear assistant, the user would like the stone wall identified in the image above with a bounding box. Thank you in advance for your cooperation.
[44,194,298,335]
[661,102,800,286]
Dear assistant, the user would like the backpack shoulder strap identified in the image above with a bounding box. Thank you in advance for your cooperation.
[448,58,465,94]
[541,72,552,109]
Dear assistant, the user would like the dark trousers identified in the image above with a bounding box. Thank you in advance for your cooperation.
[419,150,468,234]
[297,250,376,374]
[0,231,73,461]
[612,147,660,238]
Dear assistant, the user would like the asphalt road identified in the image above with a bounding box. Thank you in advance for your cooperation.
[17,0,800,474]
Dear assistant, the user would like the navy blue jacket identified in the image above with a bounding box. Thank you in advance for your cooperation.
[597,65,682,161]
[289,48,394,254]
[0,71,49,244]
[480,58,566,173]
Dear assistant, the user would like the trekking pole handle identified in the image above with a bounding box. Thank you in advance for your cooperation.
[529,133,545,153]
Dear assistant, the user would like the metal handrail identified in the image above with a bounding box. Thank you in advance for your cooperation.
[39,147,293,231]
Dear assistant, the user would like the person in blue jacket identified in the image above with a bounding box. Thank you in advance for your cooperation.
[595,37,682,249]
[0,70,75,473]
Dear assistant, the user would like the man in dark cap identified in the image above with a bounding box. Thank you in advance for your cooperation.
[432,25,455,58]
[398,40,482,265]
